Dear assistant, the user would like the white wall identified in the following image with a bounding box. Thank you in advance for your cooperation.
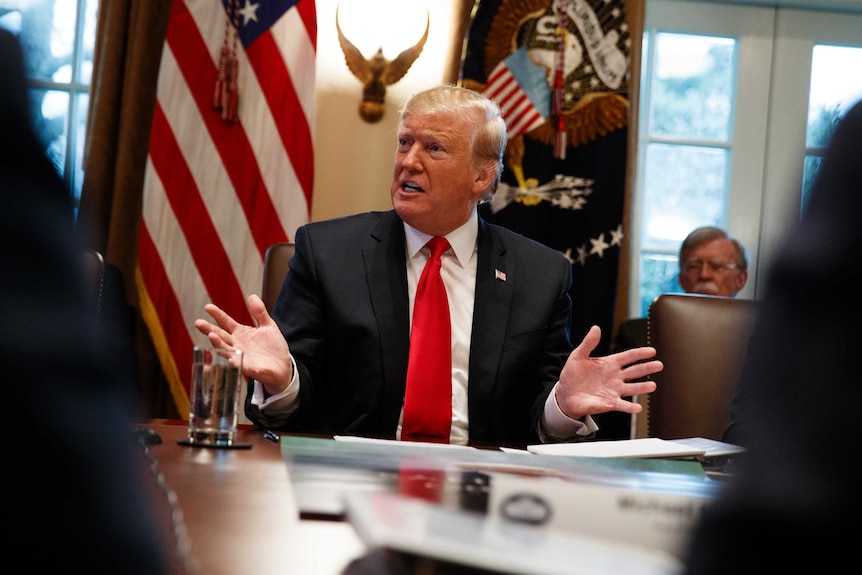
[311,0,461,223]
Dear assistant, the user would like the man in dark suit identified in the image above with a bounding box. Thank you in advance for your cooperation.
[196,84,661,447]
[683,100,862,572]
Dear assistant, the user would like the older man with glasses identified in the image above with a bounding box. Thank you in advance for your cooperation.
[677,226,748,298]
[612,225,749,354]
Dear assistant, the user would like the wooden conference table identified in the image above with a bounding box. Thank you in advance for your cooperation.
[136,421,732,575]
[135,420,366,575]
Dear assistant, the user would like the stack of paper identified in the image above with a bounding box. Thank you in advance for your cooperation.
[526,437,706,459]
[345,491,684,575]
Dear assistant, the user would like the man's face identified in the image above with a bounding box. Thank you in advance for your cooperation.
[390,111,491,237]
[678,238,748,297]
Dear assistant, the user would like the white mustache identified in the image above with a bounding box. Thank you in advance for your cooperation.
[691,282,719,295]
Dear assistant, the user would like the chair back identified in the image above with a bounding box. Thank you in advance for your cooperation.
[645,293,759,440]
[262,242,295,312]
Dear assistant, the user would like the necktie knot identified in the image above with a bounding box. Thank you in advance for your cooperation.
[426,237,450,259]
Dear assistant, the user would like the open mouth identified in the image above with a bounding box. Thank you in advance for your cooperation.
[401,182,424,193]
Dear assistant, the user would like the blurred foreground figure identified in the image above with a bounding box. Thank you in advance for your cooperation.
[0,29,169,573]
[683,100,862,572]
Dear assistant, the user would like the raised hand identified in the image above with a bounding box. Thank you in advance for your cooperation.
[194,294,294,394]
[555,325,661,421]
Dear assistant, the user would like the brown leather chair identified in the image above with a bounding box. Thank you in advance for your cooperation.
[644,293,759,441]
[262,242,295,312]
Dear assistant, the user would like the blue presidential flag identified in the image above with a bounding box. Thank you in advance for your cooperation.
[461,0,632,438]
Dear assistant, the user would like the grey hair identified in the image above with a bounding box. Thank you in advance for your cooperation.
[678,226,748,271]
[399,84,507,202]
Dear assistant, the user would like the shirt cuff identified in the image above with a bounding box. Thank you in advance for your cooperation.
[251,354,300,416]
[541,382,599,441]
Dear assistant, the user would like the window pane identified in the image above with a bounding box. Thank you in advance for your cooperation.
[807,45,862,148]
[4,1,78,82]
[650,33,736,141]
[638,254,683,317]
[641,143,729,250]
[801,154,824,212]
[31,88,70,176]
[3,0,97,207]
[73,92,90,201]
[79,0,99,84]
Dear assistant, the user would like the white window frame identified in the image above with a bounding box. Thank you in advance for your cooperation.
[632,0,862,313]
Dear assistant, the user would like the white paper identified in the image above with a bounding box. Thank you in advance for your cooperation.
[333,435,477,450]
[527,437,705,459]
[669,437,745,457]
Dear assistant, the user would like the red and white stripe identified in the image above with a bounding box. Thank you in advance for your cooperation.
[484,62,546,139]
[137,0,316,413]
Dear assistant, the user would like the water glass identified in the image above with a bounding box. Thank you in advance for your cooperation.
[188,346,244,445]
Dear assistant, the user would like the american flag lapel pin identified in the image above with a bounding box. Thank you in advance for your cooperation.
[495,269,507,282]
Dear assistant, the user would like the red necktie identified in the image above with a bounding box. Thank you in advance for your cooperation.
[402,237,452,443]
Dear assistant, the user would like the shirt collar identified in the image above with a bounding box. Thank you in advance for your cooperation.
[404,210,478,267]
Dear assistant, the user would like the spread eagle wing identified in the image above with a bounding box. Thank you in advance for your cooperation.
[382,10,430,85]
[335,6,372,83]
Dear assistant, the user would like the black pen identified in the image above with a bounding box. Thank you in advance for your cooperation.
[264,430,279,443]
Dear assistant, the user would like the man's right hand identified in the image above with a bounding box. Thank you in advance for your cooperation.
[194,294,293,395]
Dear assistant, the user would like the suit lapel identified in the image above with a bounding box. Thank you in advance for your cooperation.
[364,211,411,429]
[469,220,513,411]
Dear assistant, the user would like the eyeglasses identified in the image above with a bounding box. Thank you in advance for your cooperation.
[682,260,740,274]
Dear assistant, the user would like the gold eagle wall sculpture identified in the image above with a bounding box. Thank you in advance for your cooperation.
[336,5,430,123]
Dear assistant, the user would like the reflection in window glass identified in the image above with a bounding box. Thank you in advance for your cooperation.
[74,93,90,199]
[650,33,735,141]
[801,155,824,211]
[802,45,862,213]
[641,143,728,248]
[637,30,737,315]
[638,143,727,313]
[806,45,862,148]
[638,254,682,317]
[30,88,69,176]
[0,0,99,207]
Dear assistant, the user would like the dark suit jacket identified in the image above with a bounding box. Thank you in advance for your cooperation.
[246,210,574,446]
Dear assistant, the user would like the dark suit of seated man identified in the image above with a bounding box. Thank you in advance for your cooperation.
[196,84,662,448]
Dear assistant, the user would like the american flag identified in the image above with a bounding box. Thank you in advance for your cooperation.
[483,46,550,139]
[137,0,316,416]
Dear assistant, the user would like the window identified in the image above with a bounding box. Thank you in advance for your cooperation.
[802,44,862,208]
[631,0,862,316]
[0,0,100,208]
